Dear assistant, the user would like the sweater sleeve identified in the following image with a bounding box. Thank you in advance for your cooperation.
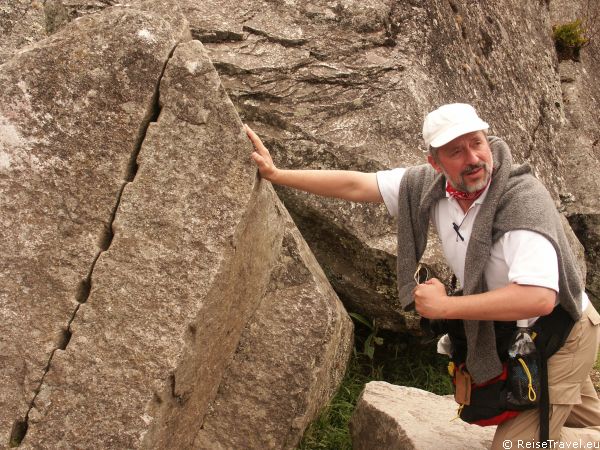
[395,164,439,309]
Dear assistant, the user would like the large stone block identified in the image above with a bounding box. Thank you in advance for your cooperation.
[17,38,352,449]
[15,36,265,449]
[0,6,187,446]
[194,202,353,449]
[350,382,496,449]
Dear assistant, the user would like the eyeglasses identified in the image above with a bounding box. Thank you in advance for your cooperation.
[413,263,431,284]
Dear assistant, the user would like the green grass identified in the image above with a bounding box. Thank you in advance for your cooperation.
[298,357,370,450]
[298,321,453,449]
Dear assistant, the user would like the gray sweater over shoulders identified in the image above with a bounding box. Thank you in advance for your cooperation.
[395,136,583,383]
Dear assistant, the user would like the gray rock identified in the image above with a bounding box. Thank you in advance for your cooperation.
[0,6,186,446]
[568,214,600,308]
[550,0,600,307]
[0,0,119,64]
[350,382,496,450]
[194,200,353,450]
[18,38,351,449]
[0,0,192,65]
[0,0,47,64]
[188,0,579,329]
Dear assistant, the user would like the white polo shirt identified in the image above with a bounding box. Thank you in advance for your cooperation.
[376,168,589,324]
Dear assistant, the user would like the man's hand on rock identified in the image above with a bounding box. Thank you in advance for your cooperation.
[413,278,449,319]
[245,124,279,182]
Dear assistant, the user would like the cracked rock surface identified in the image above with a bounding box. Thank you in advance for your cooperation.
[4,2,596,333]
[10,34,352,449]
[0,6,186,446]
[22,37,274,448]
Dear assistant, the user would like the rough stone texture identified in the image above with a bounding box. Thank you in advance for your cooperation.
[569,214,600,308]
[0,0,193,65]
[0,0,47,64]
[194,203,353,450]
[19,39,352,449]
[0,7,186,447]
[2,0,595,338]
[1,1,597,446]
[186,0,579,330]
[0,0,122,65]
[550,0,600,307]
[350,382,496,450]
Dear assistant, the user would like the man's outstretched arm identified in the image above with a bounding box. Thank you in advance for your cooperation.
[246,125,383,203]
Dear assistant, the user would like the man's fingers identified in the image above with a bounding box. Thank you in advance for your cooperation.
[251,152,266,166]
[244,124,257,140]
[245,124,267,153]
[246,124,278,182]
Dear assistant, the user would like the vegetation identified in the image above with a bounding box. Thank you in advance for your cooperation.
[553,20,589,60]
[298,316,453,450]
[552,0,599,61]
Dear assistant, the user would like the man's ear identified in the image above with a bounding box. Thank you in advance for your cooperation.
[427,154,443,174]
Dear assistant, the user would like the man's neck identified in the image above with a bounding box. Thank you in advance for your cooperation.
[457,198,475,213]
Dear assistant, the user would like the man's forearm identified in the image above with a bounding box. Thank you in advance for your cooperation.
[443,283,556,321]
[271,169,383,203]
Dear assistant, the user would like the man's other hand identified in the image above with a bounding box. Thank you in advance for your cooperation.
[413,278,449,319]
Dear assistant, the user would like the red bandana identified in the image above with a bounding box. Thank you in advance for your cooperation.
[446,175,492,201]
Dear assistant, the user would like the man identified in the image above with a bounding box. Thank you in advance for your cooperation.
[246,103,600,447]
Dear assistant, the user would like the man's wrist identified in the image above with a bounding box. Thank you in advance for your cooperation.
[267,167,282,184]
[441,295,457,319]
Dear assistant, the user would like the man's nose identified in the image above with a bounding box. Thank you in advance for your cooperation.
[464,147,479,164]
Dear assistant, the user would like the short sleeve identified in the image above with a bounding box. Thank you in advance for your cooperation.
[376,168,406,218]
[500,230,559,292]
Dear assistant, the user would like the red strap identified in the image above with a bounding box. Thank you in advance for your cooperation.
[473,410,520,427]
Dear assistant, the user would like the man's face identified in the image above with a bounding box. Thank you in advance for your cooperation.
[427,131,493,193]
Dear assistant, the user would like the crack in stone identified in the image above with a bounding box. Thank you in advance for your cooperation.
[525,99,549,159]
[8,40,181,448]
[191,28,245,44]
[241,25,307,47]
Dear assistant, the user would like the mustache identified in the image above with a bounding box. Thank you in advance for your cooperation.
[461,162,488,176]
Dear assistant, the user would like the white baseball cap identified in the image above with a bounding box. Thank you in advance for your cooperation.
[422,103,489,148]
